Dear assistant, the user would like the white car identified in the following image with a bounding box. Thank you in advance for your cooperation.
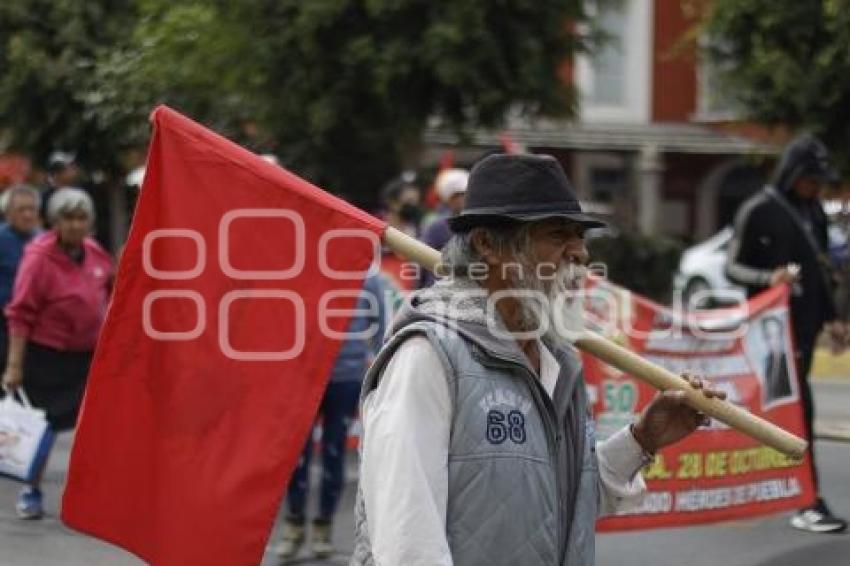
[673,227,743,309]
[675,201,850,309]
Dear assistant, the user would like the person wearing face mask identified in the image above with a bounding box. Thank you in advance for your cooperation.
[379,174,424,302]
[382,172,424,237]
[1,188,113,520]
[726,133,848,533]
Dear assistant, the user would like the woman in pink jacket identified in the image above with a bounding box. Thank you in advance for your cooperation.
[1,187,112,519]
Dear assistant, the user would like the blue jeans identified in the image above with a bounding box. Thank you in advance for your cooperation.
[286,380,361,522]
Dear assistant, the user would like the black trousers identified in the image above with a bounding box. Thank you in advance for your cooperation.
[795,333,819,496]
[23,342,92,431]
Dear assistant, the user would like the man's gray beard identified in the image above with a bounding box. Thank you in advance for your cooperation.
[507,258,586,345]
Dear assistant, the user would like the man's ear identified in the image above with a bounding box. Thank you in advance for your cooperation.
[470,229,502,267]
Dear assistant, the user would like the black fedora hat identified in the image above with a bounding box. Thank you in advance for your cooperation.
[448,153,605,232]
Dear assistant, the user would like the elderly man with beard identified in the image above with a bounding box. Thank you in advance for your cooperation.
[351,154,724,566]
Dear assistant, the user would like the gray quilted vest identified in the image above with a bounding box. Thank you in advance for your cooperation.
[351,280,599,566]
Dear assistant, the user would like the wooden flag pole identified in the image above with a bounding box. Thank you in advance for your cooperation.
[573,332,807,459]
[383,226,808,460]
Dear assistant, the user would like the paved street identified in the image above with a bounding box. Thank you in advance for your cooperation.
[2,380,850,566]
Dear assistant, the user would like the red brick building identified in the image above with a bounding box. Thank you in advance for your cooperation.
[426,0,783,242]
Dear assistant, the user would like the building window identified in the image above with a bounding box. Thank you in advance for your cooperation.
[588,9,627,106]
[695,36,739,121]
[576,0,652,123]
[573,152,628,218]
[589,166,626,204]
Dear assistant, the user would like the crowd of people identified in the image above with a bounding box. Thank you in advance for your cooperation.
[1,136,846,564]
[0,150,475,551]
[0,148,471,537]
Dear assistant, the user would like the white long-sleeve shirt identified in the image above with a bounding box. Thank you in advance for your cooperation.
[360,336,649,565]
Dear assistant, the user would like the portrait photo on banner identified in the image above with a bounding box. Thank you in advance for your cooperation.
[743,309,799,410]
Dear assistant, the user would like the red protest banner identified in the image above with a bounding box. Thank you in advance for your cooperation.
[61,106,386,564]
[584,281,815,530]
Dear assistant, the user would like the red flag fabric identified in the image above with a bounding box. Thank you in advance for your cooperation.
[61,106,386,564]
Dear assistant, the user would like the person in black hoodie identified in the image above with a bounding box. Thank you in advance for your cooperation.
[726,133,847,533]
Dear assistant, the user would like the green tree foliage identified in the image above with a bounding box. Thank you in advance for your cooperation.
[2,0,597,197]
[253,0,590,198]
[700,0,850,167]
[0,0,138,171]
[89,1,266,157]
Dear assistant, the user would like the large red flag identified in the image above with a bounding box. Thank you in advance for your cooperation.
[61,106,386,564]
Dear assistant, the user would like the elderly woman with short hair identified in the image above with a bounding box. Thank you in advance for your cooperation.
[1,187,112,519]
[0,185,42,361]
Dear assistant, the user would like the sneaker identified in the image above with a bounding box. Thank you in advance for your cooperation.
[790,499,848,533]
[311,519,335,559]
[274,518,306,559]
[16,487,43,520]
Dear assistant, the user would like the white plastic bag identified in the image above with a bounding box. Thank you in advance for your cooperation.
[0,388,55,482]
